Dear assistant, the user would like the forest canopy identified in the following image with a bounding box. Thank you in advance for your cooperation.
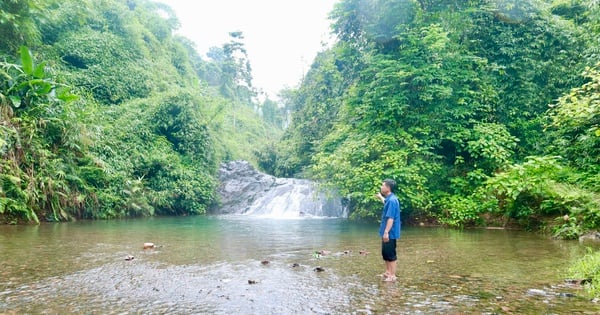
[265,0,600,238]
[0,0,284,223]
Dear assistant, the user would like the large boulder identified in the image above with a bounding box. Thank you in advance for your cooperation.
[213,160,276,214]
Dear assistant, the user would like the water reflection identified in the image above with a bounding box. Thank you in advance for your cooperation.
[1,216,599,314]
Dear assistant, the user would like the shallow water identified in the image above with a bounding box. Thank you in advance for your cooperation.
[1,216,599,314]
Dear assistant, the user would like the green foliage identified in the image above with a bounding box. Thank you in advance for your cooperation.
[152,91,215,165]
[547,63,600,176]
[272,50,346,177]
[1,46,75,110]
[552,216,583,240]
[260,98,284,128]
[568,248,600,298]
[0,47,100,223]
[466,123,518,172]
[277,0,595,226]
[436,194,483,228]
[311,129,435,219]
[1,0,280,223]
[480,156,600,230]
[54,28,152,104]
[0,0,57,53]
[465,0,587,156]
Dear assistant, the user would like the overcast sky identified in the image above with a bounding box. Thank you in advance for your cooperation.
[157,0,338,99]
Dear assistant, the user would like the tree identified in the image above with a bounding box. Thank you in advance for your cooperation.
[219,31,256,130]
[279,0,594,222]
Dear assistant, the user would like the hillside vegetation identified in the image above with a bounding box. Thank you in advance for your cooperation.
[0,0,284,223]
[266,0,600,238]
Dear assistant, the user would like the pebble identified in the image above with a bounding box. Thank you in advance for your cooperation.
[557,292,576,298]
[143,242,155,249]
[527,289,547,296]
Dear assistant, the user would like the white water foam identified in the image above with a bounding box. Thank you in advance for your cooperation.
[242,178,347,219]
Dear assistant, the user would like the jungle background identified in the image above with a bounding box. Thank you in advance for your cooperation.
[1,0,599,243]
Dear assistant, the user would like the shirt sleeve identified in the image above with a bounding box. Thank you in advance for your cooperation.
[384,199,399,219]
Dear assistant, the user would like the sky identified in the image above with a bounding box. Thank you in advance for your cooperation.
[157,0,338,99]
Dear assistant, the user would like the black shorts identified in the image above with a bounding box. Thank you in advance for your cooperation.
[381,239,397,261]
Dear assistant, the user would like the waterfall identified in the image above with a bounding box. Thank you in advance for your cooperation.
[213,161,347,218]
[243,178,347,218]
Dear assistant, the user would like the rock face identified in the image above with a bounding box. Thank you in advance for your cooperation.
[211,160,346,218]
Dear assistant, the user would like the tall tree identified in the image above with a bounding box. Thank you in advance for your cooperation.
[220,31,256,130]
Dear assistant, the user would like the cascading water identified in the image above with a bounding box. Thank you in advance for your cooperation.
[212,161,347,218]
[243,178,346,218]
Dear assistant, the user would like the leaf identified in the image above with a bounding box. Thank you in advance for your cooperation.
[32,81,52,95]
[9,95,21,107]
[55,86,79,102]
[33,61,46,79]
[20,46,34,75]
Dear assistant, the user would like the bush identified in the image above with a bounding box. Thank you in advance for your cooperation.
[436,194,483,228]
[568,248,600,298]
[480,155,600,234]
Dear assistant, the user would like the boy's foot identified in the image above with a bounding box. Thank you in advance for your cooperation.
[383,276,397,282]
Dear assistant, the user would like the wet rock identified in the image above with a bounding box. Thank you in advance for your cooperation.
[212,161,276,214]
[527,289,547,296]
[314,267,325,272]
[291,263,300,268]
[317,250,331,256]
[124,255,134,261]
[260,260,270,265]
[359,250,369,256]
[579,231,600,242]
[248,280,259,285]
[557,292,576,298]
[565,278,591,285]
[143,242,155,249]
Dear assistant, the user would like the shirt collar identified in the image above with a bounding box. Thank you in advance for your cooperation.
[385,193,394,201]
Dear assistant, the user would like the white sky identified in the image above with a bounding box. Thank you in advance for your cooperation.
[157,0,338,99]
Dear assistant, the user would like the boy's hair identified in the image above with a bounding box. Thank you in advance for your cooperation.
[383,179,397,193]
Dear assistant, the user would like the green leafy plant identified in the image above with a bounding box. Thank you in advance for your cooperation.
[568,248,600,298]
[436,194,483,228]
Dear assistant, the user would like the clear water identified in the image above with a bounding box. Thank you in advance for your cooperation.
[1,215,599,314]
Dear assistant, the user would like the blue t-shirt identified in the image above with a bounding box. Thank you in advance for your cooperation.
[379,193,401,239]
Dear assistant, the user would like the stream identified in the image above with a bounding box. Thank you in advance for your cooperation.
[1,215,600,314]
